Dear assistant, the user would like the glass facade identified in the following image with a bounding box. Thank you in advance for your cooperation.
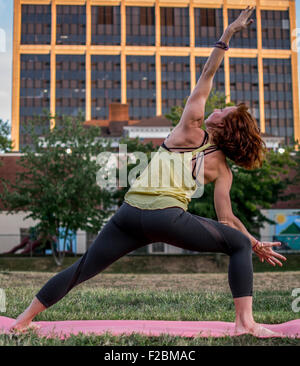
[261,10,290,49]
[161,56,190,115]
[56,55,85,117]
[263,58,294,143]
[195,57,225,94]
[21,4,51,44]
[228,8,257,48]
[91,55,121,119]
[91,6,121,45]
[20,54,50,149]
[14,3,298,151]
[229,58,260,125]
[126,55,156,120]
[126,6,155,46]
[160,7,189,46]
[194,8,223,47]
[56,5,86,45]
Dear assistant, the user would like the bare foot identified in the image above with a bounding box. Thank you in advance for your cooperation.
[234,322,283,337]
[9,313,38,333]
[11,322,40,335]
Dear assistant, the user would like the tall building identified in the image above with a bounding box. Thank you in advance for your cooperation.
[12,0,299,151]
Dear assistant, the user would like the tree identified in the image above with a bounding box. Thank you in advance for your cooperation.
[0,112,115,265]
[0,119,12,154]
[203,89,235,119]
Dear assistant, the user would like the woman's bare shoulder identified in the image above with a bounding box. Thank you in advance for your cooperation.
[165,125,206,147]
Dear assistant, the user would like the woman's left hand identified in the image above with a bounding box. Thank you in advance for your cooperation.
[253,241,287,266]
[228,6,255,33]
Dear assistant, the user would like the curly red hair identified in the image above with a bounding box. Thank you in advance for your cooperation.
[210,103,267,170]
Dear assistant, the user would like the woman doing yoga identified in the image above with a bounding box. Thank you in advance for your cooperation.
[11,6,287,337]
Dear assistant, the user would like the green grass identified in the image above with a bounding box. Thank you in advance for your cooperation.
[1,286,300,346]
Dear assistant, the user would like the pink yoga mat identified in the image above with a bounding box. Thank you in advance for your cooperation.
[1,316,300,339]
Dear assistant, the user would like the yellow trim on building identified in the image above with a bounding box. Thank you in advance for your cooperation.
[50,0,56,129]
[11,0,21,151]
[86,0,91,121]
[289,0,300,147]
[256,0,265,133]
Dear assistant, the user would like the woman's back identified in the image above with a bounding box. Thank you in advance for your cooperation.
[162,124,226,184]
[124,126,226,211]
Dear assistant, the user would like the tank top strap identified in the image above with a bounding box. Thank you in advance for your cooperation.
[191,142,216,157]
[161,129,209,152]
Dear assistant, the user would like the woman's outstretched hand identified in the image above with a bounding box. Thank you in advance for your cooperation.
[253,241,287,267]
[228,6,255,33]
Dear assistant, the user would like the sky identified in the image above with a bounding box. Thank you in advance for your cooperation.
[0,0,299,126]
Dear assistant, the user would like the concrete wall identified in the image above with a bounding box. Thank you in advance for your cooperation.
[0,211,87,254]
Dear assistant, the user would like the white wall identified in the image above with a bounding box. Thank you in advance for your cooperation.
[0,211,39,253]
[123,127,171,139]
[0,211,87,254]
[76,229,87,254]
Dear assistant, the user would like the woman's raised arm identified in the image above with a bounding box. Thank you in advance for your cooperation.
[180,6,255,129]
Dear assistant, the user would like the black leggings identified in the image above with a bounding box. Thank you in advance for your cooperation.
[36,202,253,308]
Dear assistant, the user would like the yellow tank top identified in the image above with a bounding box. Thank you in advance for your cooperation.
[124,137,217,211]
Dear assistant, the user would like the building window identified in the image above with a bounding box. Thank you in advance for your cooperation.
[161,56,190,115]
[194,8,223,47]
[228,8,257,48]
[91,6,120,45]
[263,58,294,144]
[160,7,189,46]
[20,54,50,150]
[21,4,51,44]
[261,10,290,49]
[56,55,85,117]
[229,57,260,126]
[150,242,166,254]
[126,6,155,46]
[56,5,86,45]
[126,55,156,120]
[91,55,121,119]
[195,57,225,94]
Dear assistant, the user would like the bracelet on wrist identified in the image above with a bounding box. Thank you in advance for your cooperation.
[213,41,229,51]
[252,240,260,251]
